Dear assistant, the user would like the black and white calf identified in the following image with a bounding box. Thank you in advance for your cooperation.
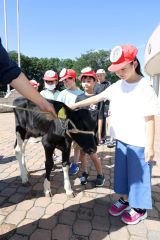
[13,97,97,196]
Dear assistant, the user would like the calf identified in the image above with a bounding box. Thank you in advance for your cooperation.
[13,97,97,196]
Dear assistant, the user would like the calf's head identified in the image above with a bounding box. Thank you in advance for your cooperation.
[52,101,97,154]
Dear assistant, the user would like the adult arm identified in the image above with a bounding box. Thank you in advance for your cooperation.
[0,39,57,118]
[0,38,21,84]
[11,73,57,117]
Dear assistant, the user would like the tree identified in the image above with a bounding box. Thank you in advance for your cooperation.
[72,49,109,75]
[1,48,118,93]
[71,49,118,83]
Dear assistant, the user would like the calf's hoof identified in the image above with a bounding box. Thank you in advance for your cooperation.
[67,191,77,198]
[22,182,31,187]
[44,190,52,197]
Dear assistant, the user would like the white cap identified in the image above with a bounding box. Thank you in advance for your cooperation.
[96,69,106,74]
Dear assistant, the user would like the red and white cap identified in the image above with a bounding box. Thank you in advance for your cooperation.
[108,45,138,72]
[43,70,58,81]
[59,68,76,81]
[78,67,97,81]
[96,69,106,74]
[29,79,40,88]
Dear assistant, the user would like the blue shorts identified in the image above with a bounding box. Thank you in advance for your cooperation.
[114,140,152,209]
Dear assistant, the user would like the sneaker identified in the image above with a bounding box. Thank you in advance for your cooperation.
[69,163,79,176]
[98,139,107,146]
[98,140,104,146]
[107,141,115,148]
[121,208,147,225]
[95,175,105,187]
[80,172,89,185]
[109,198,130,216]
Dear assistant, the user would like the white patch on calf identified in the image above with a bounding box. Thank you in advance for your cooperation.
[15,132,28,184]
[63,165,73,195]
[43,178,51,196]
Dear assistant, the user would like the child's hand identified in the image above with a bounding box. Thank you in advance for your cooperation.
[68,103,77,110]
[98,134,102,144]
[145,146,154,162]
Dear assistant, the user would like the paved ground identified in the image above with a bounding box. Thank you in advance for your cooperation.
[0,113,160,240]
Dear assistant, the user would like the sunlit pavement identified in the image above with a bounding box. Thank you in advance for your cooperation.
[0,113,160,240]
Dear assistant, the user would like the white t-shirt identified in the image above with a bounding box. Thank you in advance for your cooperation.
[99,78,158,147]
[40,89,60,100]
[57,88,83,105]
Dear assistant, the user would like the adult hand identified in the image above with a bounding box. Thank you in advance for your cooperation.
[40,100,57,118]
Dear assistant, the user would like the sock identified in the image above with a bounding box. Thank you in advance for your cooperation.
[119,197,129,206]
[133,208,146,214]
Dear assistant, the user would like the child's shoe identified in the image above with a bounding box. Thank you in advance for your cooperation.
[121,208,147,225]
[80,172,89,185]
[69,163,79,176]
[98,139,106,145]
[95,175,105,187]
[107,141,115,148]
[108,198,130,216]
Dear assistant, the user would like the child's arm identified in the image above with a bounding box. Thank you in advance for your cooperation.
[145,115,155,162]
[69,93,104,109]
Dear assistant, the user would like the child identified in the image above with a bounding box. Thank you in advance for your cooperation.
[95,69,111,145]
[76,67,105,186]
[57,68,84,175]
[69,45,158,224]
[40,70,60,100]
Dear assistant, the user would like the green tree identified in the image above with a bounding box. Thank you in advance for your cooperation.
[72,49,118,83]
[6,48,118,93]
[72,50,108,75]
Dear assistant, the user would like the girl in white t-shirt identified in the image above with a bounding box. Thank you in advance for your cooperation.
[69,45,158,225]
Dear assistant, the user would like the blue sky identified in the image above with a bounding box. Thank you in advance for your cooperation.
[0,0,160,68]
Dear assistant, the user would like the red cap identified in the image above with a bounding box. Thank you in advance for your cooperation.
[43,70,58,81]
[78,67,97,81]
[29,80,40,88]
[108,45,138,72]
[59,68,76,81]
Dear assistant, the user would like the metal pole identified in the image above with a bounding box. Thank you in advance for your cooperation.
[3,0,8,50]
[16,0,21,67]
[4,0,10,93]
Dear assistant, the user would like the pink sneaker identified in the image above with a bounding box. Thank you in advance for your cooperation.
[108,198,130,216]
[121,208,147,225]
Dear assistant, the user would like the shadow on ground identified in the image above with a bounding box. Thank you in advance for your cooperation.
[0,156,17,164]
[0,150,160,239]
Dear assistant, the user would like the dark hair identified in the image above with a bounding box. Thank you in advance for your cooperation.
[81,76,96,81]
[131,58,144,76]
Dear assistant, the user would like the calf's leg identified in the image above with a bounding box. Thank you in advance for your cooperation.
[15,131,29,184]
[62,150,74,196]
[43,143,55,197]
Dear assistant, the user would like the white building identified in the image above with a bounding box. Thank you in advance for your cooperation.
[144,25,160,113]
